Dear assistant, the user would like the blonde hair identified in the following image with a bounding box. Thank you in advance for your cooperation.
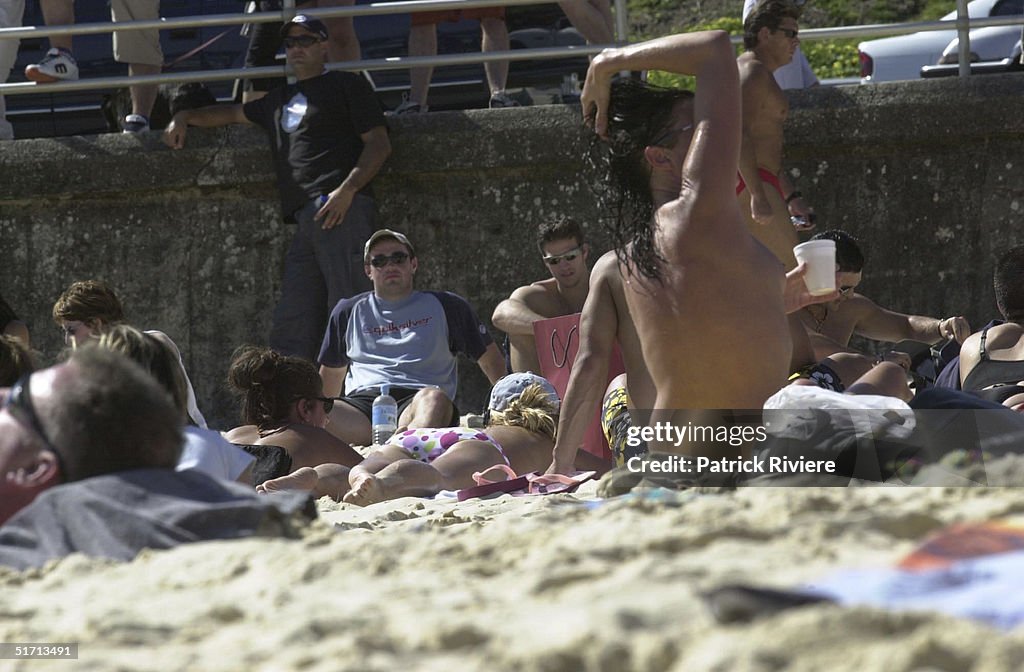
[487,383,558,440]
[96,325,189,420]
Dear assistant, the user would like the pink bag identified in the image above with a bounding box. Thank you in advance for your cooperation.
[533,313,624,461]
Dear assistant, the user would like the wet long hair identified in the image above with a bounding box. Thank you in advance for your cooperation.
[228,346,322,430]
[487,383,559,441]
[596,78,695,281]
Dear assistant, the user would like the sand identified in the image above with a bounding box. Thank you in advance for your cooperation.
[3,475,1024,671]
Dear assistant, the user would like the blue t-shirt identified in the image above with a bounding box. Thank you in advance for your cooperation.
[317,291,493,399]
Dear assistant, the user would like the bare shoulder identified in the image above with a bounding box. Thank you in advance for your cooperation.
[737,54,774,85]
[592,250,621,284]
[844,294,882,317]
[510,279,554,302]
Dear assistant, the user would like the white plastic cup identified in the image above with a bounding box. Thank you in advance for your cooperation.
[793,240,836,296]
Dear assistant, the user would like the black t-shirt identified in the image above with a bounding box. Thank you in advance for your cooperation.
[243,71,386,218]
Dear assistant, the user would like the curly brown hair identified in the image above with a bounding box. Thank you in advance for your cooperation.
[228,346,323,430]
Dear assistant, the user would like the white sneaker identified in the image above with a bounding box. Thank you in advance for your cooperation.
[25,48,79,83]
[488,91,520,109]
[389,93,427,116]
[122,114,150,134]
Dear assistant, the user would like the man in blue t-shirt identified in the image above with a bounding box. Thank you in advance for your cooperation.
[318,230,507,446]
[163,15,391,362]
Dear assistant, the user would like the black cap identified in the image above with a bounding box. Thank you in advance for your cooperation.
[280,14,329,41]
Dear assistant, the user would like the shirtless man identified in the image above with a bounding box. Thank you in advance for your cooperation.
[737,0,816,269]
[798,230,970,364]
[547,30,817,471]
[492,216,591,373]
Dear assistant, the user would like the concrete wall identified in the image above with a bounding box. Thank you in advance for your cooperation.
[2,73,1023,426]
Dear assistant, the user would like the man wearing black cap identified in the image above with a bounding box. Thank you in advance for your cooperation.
[164,14,391,362]
[317,229,507,446]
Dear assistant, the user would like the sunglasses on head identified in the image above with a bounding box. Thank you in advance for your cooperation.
[283,35,322,49]
[650,123,694,148]
[3,374,66,477]
[543,246,582,266]
[777,28,798,39]
[369,251,410,268]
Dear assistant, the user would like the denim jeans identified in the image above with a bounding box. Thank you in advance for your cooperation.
[269,193,374,361]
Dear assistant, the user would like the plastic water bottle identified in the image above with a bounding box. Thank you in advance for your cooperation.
[371,384,398,445]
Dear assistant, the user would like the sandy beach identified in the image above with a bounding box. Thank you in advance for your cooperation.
[4,466,1024,672]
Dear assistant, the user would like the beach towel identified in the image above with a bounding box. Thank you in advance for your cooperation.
[705,522,1024,629]
[0,469,315,570]
[456,465,596,501]
[534,313,624,460]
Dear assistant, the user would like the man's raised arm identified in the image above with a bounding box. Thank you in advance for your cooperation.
[163,104,250,150]
[581,30,737,144]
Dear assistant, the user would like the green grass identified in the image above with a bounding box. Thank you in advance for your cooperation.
[629,0,961,85]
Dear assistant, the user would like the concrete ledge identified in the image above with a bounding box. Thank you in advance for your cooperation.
[2,77,1022,425]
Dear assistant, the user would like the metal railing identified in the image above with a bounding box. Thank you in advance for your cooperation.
[0,0,1023,96]
[0,0,621,96]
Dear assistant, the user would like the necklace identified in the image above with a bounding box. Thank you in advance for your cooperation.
[804,305,828,333]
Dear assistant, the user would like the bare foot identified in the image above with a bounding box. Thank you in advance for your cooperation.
[256,467,319,494]
[342,473,386,506]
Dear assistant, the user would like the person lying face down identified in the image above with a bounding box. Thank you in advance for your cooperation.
[255,372,597,504]
[0,349,314,569]
[224,345,363,474]
[0,348,182,526]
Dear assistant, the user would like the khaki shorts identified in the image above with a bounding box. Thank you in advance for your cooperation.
[111,0,163,66]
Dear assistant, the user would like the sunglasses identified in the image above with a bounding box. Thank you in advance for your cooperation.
[650,123,694,148]
[3,375,66,478]
[543,246,583,266]
[283,35,322,49]
[369,251,410,268]
[777,28,799,39]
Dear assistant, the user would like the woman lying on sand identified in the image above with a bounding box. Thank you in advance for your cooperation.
[224,346,363,472]
[258,372,599,504]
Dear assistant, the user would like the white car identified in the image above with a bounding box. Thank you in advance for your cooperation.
[858,0,1023,83]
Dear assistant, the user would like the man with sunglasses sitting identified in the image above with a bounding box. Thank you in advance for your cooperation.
[318,229,507,446]
[737,0,817,270]
[0,349,313,568]
[164,14,391,364]
[493,217,591,373]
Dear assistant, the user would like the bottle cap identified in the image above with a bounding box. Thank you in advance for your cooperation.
[381,383,390,397]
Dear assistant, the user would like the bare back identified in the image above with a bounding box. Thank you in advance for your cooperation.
[638,43,791,414]
[225,424,363,470]
[620,223,789,413]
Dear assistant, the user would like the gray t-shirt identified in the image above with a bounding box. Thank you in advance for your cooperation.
[317,290,493,399]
